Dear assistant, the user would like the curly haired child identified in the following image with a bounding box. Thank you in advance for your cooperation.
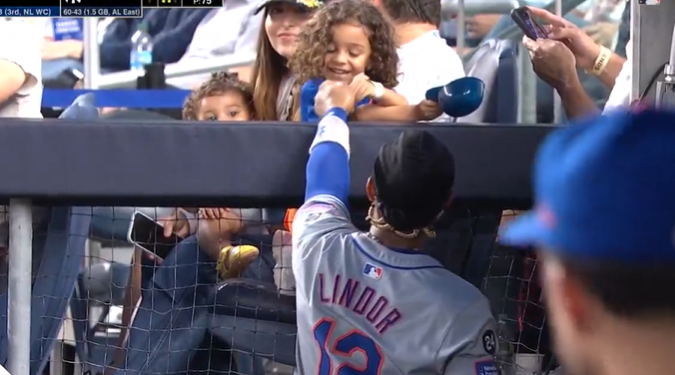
[290,0,408,122]
[183,72,255,121]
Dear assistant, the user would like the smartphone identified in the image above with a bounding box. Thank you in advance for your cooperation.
[127,211,183,260]
[510,7,549,40]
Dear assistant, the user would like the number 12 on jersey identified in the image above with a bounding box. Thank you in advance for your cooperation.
[313,318,385,375]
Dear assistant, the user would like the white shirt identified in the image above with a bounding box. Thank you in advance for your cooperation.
[603,40,631,113]
[394,30,465,104]
[0,18,42,119]
[167,3,263,89]
[394,30,465,121]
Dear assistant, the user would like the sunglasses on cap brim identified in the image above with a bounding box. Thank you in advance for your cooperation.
[254,0,323,14]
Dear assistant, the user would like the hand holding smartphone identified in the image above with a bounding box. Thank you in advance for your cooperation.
[128,211,184,260]
[510,7,549,40]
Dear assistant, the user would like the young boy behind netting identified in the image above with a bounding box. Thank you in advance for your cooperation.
[290,0,408,122]
[183,72,255,121]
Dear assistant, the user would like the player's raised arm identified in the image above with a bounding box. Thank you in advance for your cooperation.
[304,81,356,205]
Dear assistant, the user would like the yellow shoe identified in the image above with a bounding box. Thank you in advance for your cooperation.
[216,245,260,280]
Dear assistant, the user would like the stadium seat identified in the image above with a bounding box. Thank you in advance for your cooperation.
[208,279,297,366]
[23,207,92,375]
[69,262,130,374]
[60,92,98,119]
[459,39,519,124]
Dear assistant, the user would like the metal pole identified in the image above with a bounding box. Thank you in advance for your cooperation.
[630,0,640,103]
[519,49,538,123]
[83,18,100,89]
[552,0,564,123]
[456,0,466,55]
[7,199,33,375]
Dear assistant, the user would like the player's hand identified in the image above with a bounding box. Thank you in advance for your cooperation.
[415,100,443,121]
[349,73,375,102]
[314,80,356,117]
[522,36,578,91]
[157,209,191,238]
[525,6,601,70]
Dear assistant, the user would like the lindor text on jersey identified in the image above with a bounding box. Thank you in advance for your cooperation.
[318,273,402,334]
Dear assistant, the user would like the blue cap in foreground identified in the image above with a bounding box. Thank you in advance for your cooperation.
[501,109,675,263]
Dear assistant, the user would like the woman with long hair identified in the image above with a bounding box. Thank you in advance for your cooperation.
[250,0,324,121]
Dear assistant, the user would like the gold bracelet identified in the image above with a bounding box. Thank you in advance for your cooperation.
[589,46,611,76]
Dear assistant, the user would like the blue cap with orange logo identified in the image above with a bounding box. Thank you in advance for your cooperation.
[501,109,675,264]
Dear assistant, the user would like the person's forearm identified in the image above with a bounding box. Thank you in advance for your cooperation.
[0,60,27,103]
[305,108,350,203]
[354,104,418,122]
[110,249,144,369]
[557,76,600,120]
[375,88,407,107]
[196,227,232,261]
[597,52,626,90]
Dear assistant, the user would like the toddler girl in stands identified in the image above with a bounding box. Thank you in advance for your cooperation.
[290,0,407,122]
[182,71,255,122]
[182,71,260,278]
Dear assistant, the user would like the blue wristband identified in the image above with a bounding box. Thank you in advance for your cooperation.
[325,107,348,122]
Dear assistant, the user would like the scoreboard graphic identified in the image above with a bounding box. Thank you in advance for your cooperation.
[638,0,660,5]
[0,0,222,18]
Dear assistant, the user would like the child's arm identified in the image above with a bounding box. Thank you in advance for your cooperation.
[351,74,407,108]
[354,104,416,122]
[354,101,443,122]
[374,88,407,107]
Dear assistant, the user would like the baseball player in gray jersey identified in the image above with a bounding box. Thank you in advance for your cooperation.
[291,81,498,375]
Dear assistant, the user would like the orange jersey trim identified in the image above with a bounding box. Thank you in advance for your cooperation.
[284,209,297,233]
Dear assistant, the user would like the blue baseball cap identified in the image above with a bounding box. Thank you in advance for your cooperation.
[501,109,675,263]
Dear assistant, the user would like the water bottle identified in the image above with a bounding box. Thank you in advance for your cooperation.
[130,23,153,73]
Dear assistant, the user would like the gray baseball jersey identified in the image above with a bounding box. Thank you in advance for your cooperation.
[292,194,499,375]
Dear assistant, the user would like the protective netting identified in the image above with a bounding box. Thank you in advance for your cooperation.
[17,204,547,375]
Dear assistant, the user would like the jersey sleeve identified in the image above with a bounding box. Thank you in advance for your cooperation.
[294,109,352,261]
[438,297,499,375]
[291,194,354,251]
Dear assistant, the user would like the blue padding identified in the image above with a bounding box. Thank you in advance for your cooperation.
[42,89,191,109]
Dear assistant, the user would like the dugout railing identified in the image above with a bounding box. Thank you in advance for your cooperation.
[0,119,554,375]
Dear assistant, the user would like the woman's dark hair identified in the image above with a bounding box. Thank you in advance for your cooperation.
[290,0,399,88]
[182,72,254,120]
[559,256,675,319]
[250,7,301,121]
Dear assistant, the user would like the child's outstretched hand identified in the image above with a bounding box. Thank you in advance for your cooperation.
[415,100,444,121]
[350,73,376,102]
